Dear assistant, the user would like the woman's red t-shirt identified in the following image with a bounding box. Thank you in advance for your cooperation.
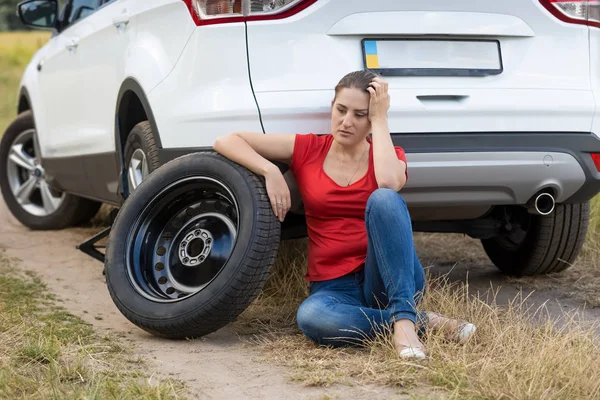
[289,133,408,282]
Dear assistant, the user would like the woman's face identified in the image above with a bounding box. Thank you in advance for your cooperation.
[330,87,371,147]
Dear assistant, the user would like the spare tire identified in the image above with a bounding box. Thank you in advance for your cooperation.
[105,152,280,339]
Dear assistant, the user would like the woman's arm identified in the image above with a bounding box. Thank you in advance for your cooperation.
[213,132,295,176]
[213,132,296,222]
[367,78,407,191]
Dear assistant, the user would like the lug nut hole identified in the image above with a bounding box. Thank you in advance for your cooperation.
[158,277,167,284]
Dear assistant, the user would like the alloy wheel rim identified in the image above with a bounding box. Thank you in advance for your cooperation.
[6,129,65,216]
[127,148,149,190]
[125,176,240,303]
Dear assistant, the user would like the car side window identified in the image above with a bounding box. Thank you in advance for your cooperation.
[64,0,100,27]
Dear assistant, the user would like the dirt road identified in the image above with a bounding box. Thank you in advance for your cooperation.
[1,200,599,399]
[0,201,406,399]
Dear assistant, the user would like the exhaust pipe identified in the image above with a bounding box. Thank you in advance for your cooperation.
[527,192,555,215]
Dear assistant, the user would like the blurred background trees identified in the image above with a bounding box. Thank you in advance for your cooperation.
[0,0,27,31]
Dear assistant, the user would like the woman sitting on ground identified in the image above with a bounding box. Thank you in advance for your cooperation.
[213,70,475,359]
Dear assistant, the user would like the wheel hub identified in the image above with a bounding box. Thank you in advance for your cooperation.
[32,166,44,179]
[7,129,65,217]
[179,228,213,267]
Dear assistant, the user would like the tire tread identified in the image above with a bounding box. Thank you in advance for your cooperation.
[481,202,589,276]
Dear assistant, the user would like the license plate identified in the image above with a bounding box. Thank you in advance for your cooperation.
[361,39,503,76]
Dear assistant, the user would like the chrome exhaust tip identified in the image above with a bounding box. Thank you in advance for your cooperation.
[527,192,555,215]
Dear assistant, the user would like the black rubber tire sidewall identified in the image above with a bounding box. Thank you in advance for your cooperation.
[0,111,101,230]
[123,121,161,178]
[481,202,590,276]
[105,152,280,339]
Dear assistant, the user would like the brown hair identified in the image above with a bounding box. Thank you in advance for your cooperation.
[333,70,379,101]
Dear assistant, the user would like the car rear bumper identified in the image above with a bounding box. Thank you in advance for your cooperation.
[392,132,600,206]
[158,131,600,207]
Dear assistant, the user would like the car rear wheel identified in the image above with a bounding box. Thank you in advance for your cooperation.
[481,202,590,276]
[105,152,280,339]
[0,111,101,230]
[123,121,160,192]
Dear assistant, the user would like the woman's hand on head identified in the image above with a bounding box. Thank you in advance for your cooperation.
[264,164,291,223]
[367,77,390,123]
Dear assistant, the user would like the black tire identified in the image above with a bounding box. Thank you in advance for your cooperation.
[105,152,281,339]
[123,121,161,192]
[0,111,101,230]
[481,202,590,276]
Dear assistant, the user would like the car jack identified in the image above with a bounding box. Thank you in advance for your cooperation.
[76,208,119,264]
[76,226,111,263]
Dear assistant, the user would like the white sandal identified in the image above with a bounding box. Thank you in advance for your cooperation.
[398,345,427,359]
[457,322,477,344]
[428,312,476,344]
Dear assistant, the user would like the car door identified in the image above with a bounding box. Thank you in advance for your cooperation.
[36,0,102,196]
[72,0,132,201]
[42,0,124,159]
[36,1,98,159]
[68,0,129,156]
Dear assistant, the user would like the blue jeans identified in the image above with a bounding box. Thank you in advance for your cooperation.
[296,188,427,347]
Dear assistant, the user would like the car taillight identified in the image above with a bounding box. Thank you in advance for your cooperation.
[181,0,317,25]
[591,153,600,171]
[539,0,600,28]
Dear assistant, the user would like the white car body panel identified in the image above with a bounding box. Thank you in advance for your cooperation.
[33,27,83,158]
[24,0,195,158]
[246,0,594,135]
[589,20,600,139]
[326,11,536,37]
[54,0,126,157]
[149,24,263,149]
[123,0,195,92]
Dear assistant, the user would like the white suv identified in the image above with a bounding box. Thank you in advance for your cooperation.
[2,0,600,338]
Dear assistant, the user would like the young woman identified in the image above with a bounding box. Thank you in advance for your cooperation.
[213,70,475,359]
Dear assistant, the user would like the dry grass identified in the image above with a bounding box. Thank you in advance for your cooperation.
[0,253,188,399]
[233,201,600,399]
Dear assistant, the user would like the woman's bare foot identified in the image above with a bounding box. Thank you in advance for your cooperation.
[426,312,476,344]
[393,319,426,359]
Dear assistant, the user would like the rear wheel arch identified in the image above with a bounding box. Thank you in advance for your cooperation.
[116,78,162,152]
[115,78,163,199]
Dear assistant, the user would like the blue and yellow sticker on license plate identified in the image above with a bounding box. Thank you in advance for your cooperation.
[361,39,503,77]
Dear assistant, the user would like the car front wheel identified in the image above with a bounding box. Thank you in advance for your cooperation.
[0,111,101,230]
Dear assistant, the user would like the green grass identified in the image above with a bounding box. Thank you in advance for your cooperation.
[0,253,187,399]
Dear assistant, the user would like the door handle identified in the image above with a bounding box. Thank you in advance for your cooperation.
[65,38,79,51]
[112,10,130,29]
[416,95,469,103]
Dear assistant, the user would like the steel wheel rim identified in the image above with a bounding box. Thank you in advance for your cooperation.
[125,176,240,303]
[6,129,65,216]
[128,148,149,190]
